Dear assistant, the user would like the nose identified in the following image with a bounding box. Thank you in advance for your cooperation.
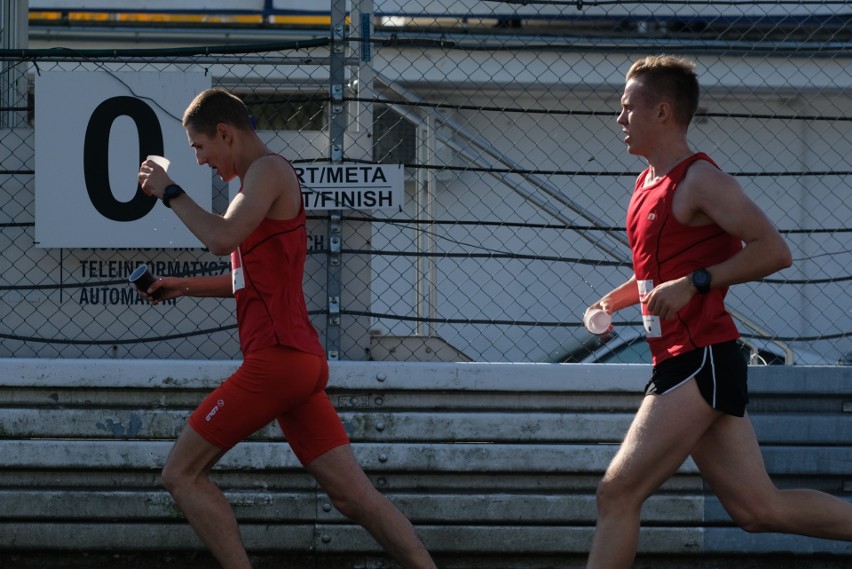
[616,110,627,126]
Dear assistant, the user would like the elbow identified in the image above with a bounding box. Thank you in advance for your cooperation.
[207,238,238,257]
[771,243,793,272]
[778,242,793,270]
[208,247,232,257]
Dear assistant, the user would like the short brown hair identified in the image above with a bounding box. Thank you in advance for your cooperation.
[627,55,699,127]
[182,88,253,136]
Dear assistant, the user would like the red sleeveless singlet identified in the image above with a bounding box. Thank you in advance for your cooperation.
[626,152,741,365]
[230,155,324,357]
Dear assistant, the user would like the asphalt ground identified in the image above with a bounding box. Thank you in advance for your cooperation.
[4,552,852,569]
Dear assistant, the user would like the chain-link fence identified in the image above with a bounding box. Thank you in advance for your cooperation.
[1,1,850,364]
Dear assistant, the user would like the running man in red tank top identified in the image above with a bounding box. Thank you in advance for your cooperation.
[582,56,852,569]
[137,88,435,569]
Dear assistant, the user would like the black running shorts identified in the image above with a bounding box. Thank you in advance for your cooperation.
[644,340,749,417]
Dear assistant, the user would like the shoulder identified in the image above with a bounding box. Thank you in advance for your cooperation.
[674,159,745,225]
[246,154,297,183]
[243,155,301,219]
[240,155,300,198]
[680,158,742,201]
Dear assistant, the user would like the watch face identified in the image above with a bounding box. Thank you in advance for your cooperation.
[693,269,710,290]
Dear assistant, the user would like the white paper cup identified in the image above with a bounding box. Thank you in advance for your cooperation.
[584,308,612,335]
[147,154,170,171]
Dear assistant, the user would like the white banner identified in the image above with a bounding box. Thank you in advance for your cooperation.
[295,163,404,211]
[34,71,211,248]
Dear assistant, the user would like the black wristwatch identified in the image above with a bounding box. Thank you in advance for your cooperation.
[162,184,186,208]
[691,268,712,294]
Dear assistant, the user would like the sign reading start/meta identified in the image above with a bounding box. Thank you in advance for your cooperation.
[295,163,404,211]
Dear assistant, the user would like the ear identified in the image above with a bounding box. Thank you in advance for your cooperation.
[657,101,672,122]
[216,122,231,142]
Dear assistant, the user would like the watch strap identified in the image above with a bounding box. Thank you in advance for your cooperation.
[162,184,185,208]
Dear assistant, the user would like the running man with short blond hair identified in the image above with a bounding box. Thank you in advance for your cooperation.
[583,55,852,569]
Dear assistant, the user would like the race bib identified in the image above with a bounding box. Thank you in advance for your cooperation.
[231,248,245,293]
[637,279,662,338]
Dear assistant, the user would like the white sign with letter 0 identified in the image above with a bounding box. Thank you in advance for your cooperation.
[34,71,211,248]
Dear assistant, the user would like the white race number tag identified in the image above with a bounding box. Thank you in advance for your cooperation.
[637,279,662,338]
[232,267,245,293]
[231,248,246,293]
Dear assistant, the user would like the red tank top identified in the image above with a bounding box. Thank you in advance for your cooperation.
[626,153,741,365]
[230,156,324,357]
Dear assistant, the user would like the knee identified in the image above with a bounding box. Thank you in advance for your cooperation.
[326,485,377,522]
[595,475,641,517]
[160,463,179,495]
[729,501,781,533]
[161,459,191,496]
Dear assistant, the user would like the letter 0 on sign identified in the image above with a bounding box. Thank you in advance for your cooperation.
[84,96,162,221]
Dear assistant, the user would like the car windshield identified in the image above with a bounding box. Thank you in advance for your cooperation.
[596,337,649,363]
[582,335,790,365]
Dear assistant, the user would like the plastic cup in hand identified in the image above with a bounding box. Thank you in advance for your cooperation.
[141,155,169,197]
[129,264,160,299]
[147,155,170,171]
[584,308,612,335]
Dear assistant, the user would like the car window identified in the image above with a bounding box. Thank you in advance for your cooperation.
[596,337,650,364]
[569,333,797,365]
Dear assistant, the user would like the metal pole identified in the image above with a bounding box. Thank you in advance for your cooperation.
[326,0,346,360]
[0,0,28,128]
[415,115,437,336]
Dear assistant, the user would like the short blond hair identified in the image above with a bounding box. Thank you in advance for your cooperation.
[182,88,253,137]
[627,55,699,126]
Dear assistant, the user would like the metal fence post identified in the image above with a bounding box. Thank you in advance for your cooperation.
[326,0,347,360]
[0,0,28,128]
